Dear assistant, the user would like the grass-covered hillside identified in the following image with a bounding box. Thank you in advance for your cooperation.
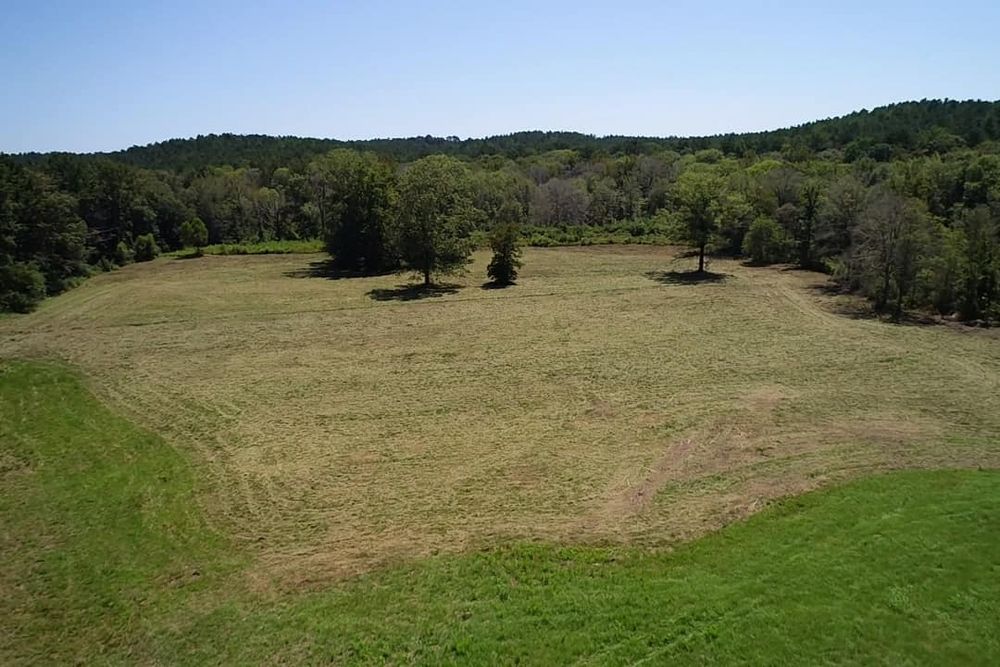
[2,246,999,662]
[3,246,999,582]
[2,356,998,663]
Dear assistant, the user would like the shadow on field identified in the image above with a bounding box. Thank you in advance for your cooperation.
[367,283,462,301]
[805,284,968,329]
[808,282,850,298]
[283,259,394,281]
[480,281,516,290]
[646,270,729,285]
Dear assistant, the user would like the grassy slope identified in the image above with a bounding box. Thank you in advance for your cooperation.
[3,248,998,583]
[0,361,239,664]
[2,360,998,664]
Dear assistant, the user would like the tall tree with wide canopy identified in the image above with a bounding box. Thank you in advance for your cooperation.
[675,170,724,272]
[395,155,475,286]
[310,150,397,273]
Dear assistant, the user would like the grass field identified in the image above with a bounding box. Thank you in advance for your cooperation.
[2,360,999,663]
[2,246,999,588]
[2,245,1000,662]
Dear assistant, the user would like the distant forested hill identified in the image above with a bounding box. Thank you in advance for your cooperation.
[12,99,1000,171]
[4,98,1000,322]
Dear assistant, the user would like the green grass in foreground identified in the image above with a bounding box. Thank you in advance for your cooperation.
[2,360,999,664]
[0,361,240,664]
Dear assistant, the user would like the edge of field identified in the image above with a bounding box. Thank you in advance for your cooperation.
[2,358,998,664]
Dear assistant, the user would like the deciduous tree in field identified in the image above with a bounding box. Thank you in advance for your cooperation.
[395,155,475,286]
[675,170,723,272]
[310,150,397,273]
[487,224,523,285]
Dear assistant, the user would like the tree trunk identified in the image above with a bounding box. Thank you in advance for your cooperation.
[698,244,706,273]
[877,268,891,313]
[423,266,431,287]
[894,279,907,321]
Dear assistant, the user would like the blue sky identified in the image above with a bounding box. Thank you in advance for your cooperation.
[2,0,999,152]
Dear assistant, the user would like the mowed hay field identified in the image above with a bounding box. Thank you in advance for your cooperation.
[2,245,999,586]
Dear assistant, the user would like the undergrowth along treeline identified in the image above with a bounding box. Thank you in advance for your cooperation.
[2,99,999,317]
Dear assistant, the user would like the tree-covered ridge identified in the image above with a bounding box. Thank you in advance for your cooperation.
[11,100,1000,171]
[104,99,1000,168]
[2,98,999,319]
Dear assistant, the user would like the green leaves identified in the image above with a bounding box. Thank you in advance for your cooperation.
[396,155,476,285]
[674,170,725,270]
[180,217,209,249]
[310,149,397,273]
[486,224,523,285]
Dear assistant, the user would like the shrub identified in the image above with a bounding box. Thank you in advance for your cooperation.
[114,241,134,266]
[95,257,116,273]
[528,234,556,247]
[487,224,523,285]
[180,217,209,250]
[743,216,787,265]
[134,234,160,262]
[0,262,47,313]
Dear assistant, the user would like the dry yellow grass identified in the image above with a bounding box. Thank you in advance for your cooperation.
[2,246,999,585]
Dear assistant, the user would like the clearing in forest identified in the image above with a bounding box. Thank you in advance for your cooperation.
[2,245,998,584]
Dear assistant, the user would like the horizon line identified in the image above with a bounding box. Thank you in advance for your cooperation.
[6,97,998,157]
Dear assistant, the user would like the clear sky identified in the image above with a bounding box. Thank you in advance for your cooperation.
[2,0,999,153]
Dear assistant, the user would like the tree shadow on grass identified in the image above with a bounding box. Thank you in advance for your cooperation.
[367,282,462,302]
[646,270,729,286]
[481,281,516,290]
[674,248,703,259]
[284,259,395,281]
[804,284,970,329]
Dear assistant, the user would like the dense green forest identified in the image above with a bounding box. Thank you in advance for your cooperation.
[15,99,1000,171]
[2,99,999,320]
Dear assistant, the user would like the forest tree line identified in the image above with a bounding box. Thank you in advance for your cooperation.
[15,99,997,172]
[2,99,999,320]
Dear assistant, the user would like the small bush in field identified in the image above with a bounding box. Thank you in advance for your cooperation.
[487,224,523,286]
[134,234,161,262]
[114,241,134,266]
[0,262,46,313]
